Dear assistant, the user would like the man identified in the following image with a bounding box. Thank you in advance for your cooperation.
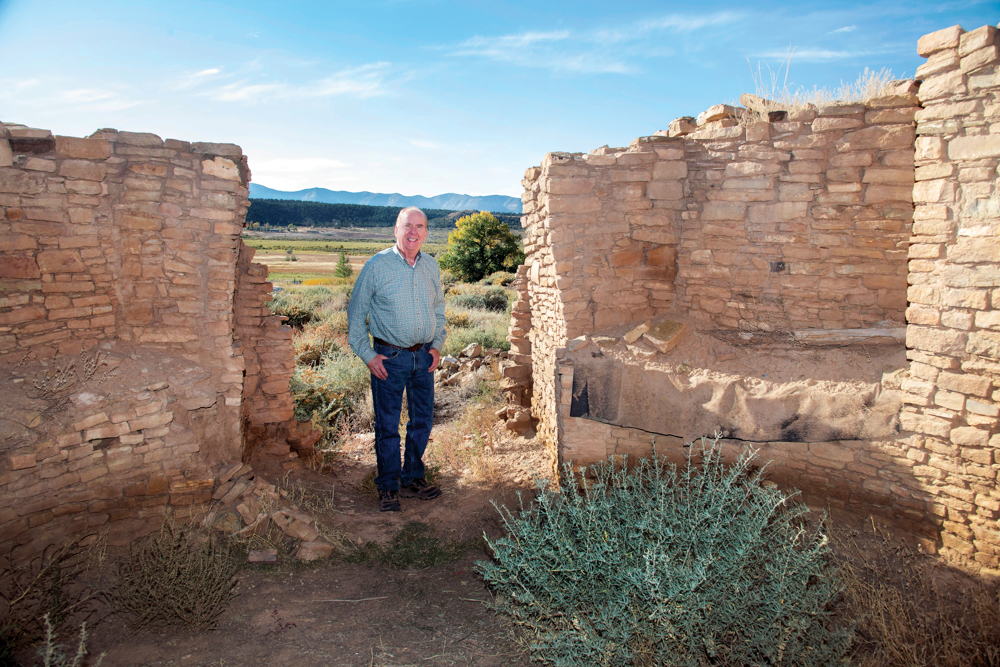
[347,207,446,512]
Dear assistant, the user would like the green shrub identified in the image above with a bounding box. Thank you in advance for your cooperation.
[290,350,371,436]
[269,285,351,328]
[111,523,239,630]
[443,316,509,355]
[478,271,517,286]
[34,615,102,667]
[333,251,353,278]
[479,439,851,667]
[439,269,458,291]
[445,309,472,328]
[448,285,510,313]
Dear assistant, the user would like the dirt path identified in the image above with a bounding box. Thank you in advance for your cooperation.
[83,405,548,666]
[89,553,531,667]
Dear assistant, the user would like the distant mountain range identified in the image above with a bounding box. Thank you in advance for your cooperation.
[249,184,522,214]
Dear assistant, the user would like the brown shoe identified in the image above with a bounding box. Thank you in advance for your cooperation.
[400,479,441,500]
[378,488,401,512]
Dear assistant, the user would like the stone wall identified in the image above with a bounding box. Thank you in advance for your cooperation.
[897,23,1000,566]
[514,22,1000,568]
[0,123,295,559]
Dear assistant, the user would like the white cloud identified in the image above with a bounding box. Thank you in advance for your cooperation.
[754,48,864,62]
[302,62,391,98]
[637,12,742,34]
[56,88,144,111]
[410,139,441,149]
[449,30,630,73]
[171,67,225,91]
[830,25,858,34]
[211,81,282,102]
[204,62,392,102]
[446,12,739,75]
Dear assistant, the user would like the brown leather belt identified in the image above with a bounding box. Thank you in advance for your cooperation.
[374,337,425,352]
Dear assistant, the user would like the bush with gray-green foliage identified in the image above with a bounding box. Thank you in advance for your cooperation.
[448,285,510,313]
[269,285,351,328]
[479,439,851,667]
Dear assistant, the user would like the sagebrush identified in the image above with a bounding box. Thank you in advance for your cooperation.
[479,439,851,666]
[111,523,240,630]
[0,537,101,656]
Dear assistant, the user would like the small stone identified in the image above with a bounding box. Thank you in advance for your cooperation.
[461,343,482,358]
[623,321,651,344]
[248,549,278,563]
[296,540,334,562]
[642,320,686,354]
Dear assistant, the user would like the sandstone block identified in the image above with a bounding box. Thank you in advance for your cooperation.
[919,70,968,101]
[84,423,130,441]
[58,160,106,182]
[907,326,967,356]
[837,126,914,151]
[248,549,278,563]
[0,139,12,167]
[546,178,595,195]
[296,540,334,562]
[701,201,745,220]
[547,197,600,214]
[916,50,961,79]
[952,426,990,447]
[0,257,41,280]
[668,117,696,137]
[642,320,684,353]
[652,161,687,180]
[967,400,999,417]
[623,321,650,344]
[917,25,963,57]
[647,181,683,200]
[0,305,46,326]
[36,250,86,274]
[863,169,913,184]
[697,104,740,125]
[949,238,998,264]
[958,24,997,57]
[10,453,36,470]
[866,185,913,203]
[131,411,174,431]
[949,135,1000,160]
[748,202,808,223]
[55,136,110,159]
[690,125,743,141]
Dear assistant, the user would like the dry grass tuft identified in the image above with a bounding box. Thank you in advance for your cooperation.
[427,364,508,485]
[740,55,901,125]
[835,525,1000,666]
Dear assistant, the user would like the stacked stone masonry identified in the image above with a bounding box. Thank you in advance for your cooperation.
[0,123,295,559]
[513,23,1000,569]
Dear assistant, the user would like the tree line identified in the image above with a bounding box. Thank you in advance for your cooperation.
[246,198,520,229]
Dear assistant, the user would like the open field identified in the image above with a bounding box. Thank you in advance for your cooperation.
[254,251,367,284]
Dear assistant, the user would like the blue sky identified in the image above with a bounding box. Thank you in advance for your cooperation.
[0,1,995,197]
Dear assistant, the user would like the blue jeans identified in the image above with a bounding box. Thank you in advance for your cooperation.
[371,342,435,492]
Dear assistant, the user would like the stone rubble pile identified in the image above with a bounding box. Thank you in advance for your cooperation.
[203,462,335,562]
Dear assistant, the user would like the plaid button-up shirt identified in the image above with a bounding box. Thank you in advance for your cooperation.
[347,245,447,365]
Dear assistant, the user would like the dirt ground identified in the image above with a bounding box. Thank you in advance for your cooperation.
[74,390,549,667]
